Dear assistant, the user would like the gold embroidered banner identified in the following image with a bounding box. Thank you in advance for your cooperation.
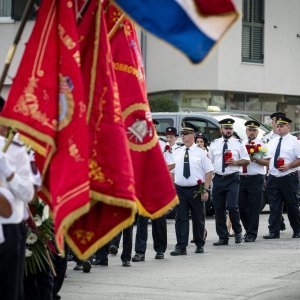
[105,2,179,218]
[0,0,90,254]
[66,0,137,259]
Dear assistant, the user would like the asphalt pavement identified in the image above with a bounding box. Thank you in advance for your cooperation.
[60,212,300,300]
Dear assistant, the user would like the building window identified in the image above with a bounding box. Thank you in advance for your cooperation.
[0,0,11,17]
[242,0,264,63]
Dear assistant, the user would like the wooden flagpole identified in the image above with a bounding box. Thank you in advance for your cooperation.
[108,12,125,40]
[76,0,91,23]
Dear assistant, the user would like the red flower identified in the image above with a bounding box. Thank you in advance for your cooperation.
[164,145,172,153]
[197,179,203,185]
[250,141,255,145]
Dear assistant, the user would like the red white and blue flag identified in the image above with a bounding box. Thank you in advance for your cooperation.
[114,0,238,63]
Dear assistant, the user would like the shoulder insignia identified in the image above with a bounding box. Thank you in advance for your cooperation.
[158,137,167,143]
[12,140,24,147]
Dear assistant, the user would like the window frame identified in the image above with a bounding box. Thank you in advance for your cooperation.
[242,0,265,64]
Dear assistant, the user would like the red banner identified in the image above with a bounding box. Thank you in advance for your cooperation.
[105,3,179,218]
[66,0,137,258]
[0,0,90,254]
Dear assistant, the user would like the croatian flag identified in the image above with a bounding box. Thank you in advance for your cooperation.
[113,0,238,63]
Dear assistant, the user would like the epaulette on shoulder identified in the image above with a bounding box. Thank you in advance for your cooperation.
[174,145,182,150]
[12,140,24,147]
[263,131,270,136]
[158,137,167,143]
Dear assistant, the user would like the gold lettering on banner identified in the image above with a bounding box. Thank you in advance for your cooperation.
[78,101,87,118]
[68,137,84,162]
[58,24,76,50]
[123,24,132,37]
[75,230,94,245]
[113,62,142,81]
[73,50,81,67]
[112,82,121,123]
[13,77,57,130]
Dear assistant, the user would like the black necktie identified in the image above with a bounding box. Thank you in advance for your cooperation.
[183,148,190,178]
[222,139,228,173]
[274,137,283,168]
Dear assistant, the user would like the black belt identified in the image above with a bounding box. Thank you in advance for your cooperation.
[175,184,198,189]
[240,174,264,178]
[271,171,298,178]
[214,172,239,178]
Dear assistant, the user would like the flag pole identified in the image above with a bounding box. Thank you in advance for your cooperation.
[108,12,125,40]
[76,0,91,23]
[0,0,36,94]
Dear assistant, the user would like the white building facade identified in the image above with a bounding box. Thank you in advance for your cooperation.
[0,0,300,130]
[143,0,300,131]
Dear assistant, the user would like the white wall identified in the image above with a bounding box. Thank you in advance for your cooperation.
[218,0,300,95]
[0,20,34,97]
[145,33,219,93]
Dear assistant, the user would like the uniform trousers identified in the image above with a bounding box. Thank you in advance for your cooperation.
[0,223,24,300]
[111,226,133,261]
[267,172,300,235]
[239,174,264,238]
[212,173,242,240]
[134,215,167,254]
[175,185,205,249]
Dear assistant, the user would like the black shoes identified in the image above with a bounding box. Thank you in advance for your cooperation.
[122,260,131,267]
[213,239,228,246]
[280,222,286,231]
[244,235,256,242]
[83,260,92,273]
[292,232,300,238]
[155,252,164,259]
[132,252,145,262]
[109,245,118,255]
[195,245,204,253]
[73,263,83,271]
[170,248,187,256]
[235,233,243,244]
[263,233,280,239]
[92,259,108,266]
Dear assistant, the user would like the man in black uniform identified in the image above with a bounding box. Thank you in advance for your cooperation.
[263,116,300,239]
[238,121,269,242]
[209,118,250,246]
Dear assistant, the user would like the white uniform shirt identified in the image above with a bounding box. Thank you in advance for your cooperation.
[209,137,250,175]
[173,143,214,186]
[268,133,300,177]
[241,138,267,175]
[159,139,175,165]
[0,136,34,225]
[262,130,278,144]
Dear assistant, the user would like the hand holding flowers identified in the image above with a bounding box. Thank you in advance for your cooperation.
[193,179,209,201]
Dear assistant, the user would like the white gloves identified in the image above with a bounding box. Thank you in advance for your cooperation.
[0,152,15,178]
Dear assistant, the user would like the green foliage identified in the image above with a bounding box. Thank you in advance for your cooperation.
[149,98,178,112]
[25,200,54,276]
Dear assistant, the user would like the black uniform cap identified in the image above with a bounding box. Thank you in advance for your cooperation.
[180,121,198,134]
[165,126,178,136]
[245,120,260,129]
[276,116,292,124]
[270,112,286,120]
[218,118,235,128]
[195,132,208,143]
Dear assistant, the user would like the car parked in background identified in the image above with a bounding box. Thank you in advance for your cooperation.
[153,112,270,217]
